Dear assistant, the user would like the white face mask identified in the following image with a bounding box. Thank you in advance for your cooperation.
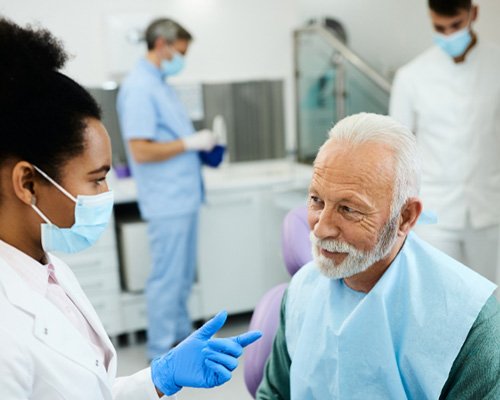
[31,165,114,254]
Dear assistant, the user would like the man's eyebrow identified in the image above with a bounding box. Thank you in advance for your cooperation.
[87,165,111,175]
[434,16,464,30]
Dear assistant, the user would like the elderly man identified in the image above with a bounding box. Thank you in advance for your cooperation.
[257,113,499,399]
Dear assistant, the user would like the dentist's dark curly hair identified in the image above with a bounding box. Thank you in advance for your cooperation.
[0,17,101,183]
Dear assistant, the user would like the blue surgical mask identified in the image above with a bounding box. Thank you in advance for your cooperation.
[433,27,472,58]
[31,165,114,254]
[161,52,185,76]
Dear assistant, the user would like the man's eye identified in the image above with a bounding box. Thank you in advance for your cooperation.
[95,177,106,185]
[340,205,356,214]
[309,195,321,203]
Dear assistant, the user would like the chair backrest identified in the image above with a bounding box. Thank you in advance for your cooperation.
[244,283,288,397]
[244,205,312,397]
[281,205,312,277]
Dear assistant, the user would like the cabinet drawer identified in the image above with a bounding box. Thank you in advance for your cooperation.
[119,284,203,333]
[78,271,120,296]
[58,248,119,276]
[99,309,123,336]
[121,294,148,332]
[87,294,123,336]
[88,293,120,313]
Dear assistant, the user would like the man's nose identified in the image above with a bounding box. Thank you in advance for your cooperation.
[312,208,341,240]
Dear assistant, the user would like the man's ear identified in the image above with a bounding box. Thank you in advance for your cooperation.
[398,197,423,236]
[471,5,479,22]
[11,161,38,206]
[154,36,168,51]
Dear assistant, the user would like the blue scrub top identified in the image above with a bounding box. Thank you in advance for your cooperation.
[117,58,203,220]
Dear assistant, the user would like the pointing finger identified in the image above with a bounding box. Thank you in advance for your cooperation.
[234,330,263,348]
[195,311,228,340]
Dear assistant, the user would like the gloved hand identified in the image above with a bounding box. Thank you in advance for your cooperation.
[182,129,217,152]
[151,310,262,396]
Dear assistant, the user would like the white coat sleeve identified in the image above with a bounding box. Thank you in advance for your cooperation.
[112,367,177,400]
[0,327,34,398]
[389,69,417,133]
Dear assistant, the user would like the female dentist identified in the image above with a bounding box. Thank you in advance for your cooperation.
[0,18,261,399]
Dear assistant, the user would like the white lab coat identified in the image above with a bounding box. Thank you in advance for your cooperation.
[0,254,173,400]
[390,42,500,230]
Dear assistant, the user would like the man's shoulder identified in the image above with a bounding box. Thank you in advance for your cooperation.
[408,232,493,281]
[440,295,500,399]
[477,41,500,63]
[474,295,500,327]
[467,295,500,360]
[121,62,160,90]
[121,72,156,91]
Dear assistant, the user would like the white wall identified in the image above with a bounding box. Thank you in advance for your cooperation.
[0,0,299,151]
[0,0,298,84]
[297,0,500,77]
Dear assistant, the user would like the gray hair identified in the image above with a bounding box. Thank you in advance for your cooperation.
[145,18,192,50]
[324,112,421,218]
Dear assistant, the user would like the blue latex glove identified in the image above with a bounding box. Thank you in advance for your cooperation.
[151,310,262,396]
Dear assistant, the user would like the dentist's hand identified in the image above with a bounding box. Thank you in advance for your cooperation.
[182,129,217,152]
[151,310,262,396]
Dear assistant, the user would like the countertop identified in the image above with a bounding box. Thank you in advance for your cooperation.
[109,159,313,204]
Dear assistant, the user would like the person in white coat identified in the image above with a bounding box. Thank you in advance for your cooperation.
[0,18,261,399]
[389,0,500,285]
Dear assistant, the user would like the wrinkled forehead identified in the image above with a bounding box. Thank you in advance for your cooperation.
[312,140,397,198]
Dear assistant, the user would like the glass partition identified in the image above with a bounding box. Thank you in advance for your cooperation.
[344,62,390,116]
[295,31,337,164]
[295,26,391,164]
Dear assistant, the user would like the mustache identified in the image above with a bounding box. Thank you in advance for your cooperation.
[309,232,360,254]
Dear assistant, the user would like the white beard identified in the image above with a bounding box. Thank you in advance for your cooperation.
[310,215,400,280]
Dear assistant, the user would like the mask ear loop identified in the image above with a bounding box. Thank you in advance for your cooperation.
[31,195,53,225]
[32,165,77,203]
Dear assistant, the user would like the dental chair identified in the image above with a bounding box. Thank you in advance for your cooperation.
[244,205,312,397]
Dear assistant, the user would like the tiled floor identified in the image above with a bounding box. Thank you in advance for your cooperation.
[116,314,255,399]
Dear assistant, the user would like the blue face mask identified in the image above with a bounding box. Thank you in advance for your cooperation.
[31,165,114,254]
[161,52,185,76]
[433,26,472,58]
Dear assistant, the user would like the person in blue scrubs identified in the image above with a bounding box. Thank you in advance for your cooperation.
[117,18,217,360]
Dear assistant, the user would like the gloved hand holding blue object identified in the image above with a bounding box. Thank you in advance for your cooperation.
[151,310,262,396]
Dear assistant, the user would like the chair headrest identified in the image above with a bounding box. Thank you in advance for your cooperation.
[281,205,312,276]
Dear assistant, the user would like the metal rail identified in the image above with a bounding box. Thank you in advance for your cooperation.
[295,24,392,94]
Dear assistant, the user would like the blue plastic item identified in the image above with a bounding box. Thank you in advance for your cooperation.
[151,310,262,395]
[199,145,226,167]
